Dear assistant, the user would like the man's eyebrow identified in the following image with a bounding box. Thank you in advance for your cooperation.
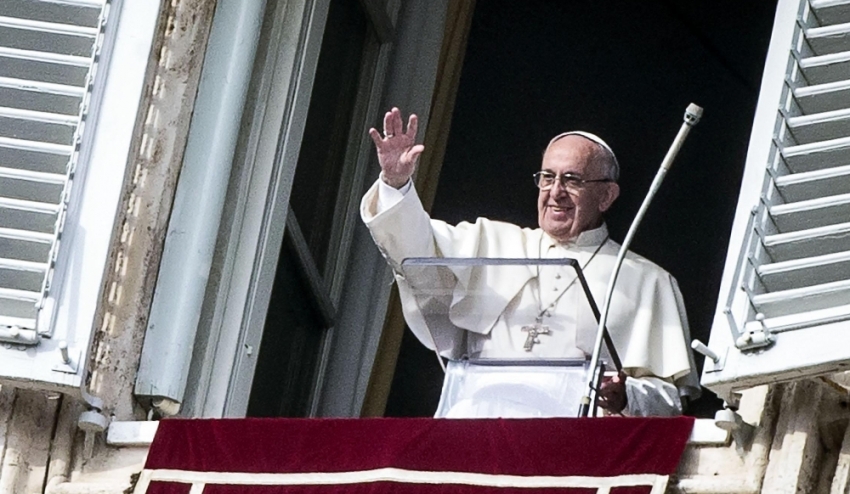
[539,169,583,178]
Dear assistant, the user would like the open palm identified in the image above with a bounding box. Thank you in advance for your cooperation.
[368,107,425,188]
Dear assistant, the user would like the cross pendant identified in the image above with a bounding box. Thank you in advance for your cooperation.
[521,318,550,351]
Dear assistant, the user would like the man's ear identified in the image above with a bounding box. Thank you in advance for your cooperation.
[598,182,620,213]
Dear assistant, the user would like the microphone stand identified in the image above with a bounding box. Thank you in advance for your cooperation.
[577,103,703,418]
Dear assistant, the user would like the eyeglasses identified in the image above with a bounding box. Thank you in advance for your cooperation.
[533,171,613,191]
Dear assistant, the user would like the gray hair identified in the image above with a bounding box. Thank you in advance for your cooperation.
[547,131,620,182]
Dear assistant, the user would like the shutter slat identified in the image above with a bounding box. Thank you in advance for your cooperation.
[0,76,85,97]
[782,135,850,172]
[0,287,41,303]
[0,16,98,38]
[795,79,850,114]
[0,106,78,126]
[770,192,850,231]
[0,136,74,155]
[0,197,61,215]
[0,258,47,273]
[0,46,91,67]
[0,166,67,185]
[810,0,850,25]
[0,227,53,243]
[35,0,104,8]
[751,279,850,317]
[786,107,850,143]
[775,163,850,201]
[798,50,850,84]
[805,22,850,55]
[757,250,850,291]
[764,221,850,261]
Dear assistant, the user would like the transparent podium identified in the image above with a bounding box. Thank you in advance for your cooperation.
[435,358,599,418]
[400,257,621,419]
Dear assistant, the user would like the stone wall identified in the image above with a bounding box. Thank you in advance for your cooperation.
[674,378,850,494]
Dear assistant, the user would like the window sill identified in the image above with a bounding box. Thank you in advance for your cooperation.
[106,418,730,448]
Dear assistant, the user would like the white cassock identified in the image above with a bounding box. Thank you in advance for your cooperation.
[361,178,701,416]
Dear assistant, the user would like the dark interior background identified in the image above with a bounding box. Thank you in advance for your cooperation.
[385,0,779,417]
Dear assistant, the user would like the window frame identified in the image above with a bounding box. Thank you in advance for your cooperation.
[183,0,399,418]
[283,4,395,415]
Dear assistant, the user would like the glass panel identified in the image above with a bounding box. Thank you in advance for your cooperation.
[435,358,596,418]
[288,0,368,275]
[247,232,325,418]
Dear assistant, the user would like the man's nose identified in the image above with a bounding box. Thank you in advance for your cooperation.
[550,177,569,197]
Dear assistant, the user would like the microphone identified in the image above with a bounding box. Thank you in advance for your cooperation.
[660,103,703,172]
[578,103,703,418]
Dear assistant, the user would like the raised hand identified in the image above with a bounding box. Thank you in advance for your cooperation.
[368,107,425,188]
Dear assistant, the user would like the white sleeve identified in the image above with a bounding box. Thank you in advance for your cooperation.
[376,175,412,213]
[362,176,468,358]
[624,376,683,417]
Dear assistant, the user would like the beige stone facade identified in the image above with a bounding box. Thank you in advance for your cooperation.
[1,1,848,493]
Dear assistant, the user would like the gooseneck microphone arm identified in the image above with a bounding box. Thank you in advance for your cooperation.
[578,103,704,418]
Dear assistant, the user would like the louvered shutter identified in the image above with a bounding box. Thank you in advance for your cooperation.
[0,0,107,345]
[702,0,850,401]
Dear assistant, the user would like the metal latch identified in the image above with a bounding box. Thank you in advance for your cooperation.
[691,339,726,372]
[52,341,79,374]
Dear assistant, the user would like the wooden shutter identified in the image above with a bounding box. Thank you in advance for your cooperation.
[702,0,850,400]
[0,0,107,345]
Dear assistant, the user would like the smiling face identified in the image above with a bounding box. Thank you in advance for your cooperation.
[537,135,620,243]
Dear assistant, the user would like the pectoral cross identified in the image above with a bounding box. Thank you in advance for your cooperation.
[521,317,550,351]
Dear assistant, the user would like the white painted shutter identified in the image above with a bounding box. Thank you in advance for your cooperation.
[701,0,850,401]
[0,0,107,345]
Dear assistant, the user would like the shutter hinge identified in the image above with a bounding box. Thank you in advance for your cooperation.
[735,315,775,351]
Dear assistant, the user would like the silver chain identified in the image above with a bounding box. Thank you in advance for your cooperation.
[535,235,609,319]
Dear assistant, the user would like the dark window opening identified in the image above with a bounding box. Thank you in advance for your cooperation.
[247,232,325,417]
[385,0,778,418]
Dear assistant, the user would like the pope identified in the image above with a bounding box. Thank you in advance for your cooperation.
[361,107,700,416]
